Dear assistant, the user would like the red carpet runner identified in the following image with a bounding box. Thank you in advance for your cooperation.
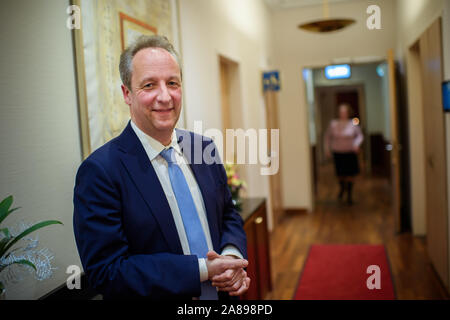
[294,244,396,300]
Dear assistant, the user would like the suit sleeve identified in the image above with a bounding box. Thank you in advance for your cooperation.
[73,157,201,299]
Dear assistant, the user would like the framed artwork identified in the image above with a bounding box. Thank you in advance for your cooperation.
[71,0,182,159]
[119,12,157,51]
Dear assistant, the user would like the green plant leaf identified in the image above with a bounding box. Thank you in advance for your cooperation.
[1,207,21,226]
[2,245,24,260]
[0,228,10,238]
[0,196,13,225]
[3,220,63,255]
[0,237,11,257]
[10,259,37,271]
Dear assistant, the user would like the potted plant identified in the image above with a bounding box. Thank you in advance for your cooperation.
[224,163,246,209]
[0,195,62,299]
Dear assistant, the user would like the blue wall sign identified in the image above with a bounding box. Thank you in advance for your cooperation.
[443,80,450,112]
[263,71,281,92]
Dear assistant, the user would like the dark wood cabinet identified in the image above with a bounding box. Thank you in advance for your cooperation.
[243,213,259,299]
[239,198,272,300]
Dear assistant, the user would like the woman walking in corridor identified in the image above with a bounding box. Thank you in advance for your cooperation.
[324,103,364,205]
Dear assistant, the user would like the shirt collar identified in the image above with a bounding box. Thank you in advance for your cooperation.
[130,120,182,161]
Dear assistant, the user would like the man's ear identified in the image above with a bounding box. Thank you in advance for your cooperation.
[121,84,132,106]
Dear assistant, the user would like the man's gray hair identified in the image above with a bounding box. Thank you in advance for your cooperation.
[119,35,181,90]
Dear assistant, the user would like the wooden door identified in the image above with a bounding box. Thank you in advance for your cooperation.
[419,18,449,288]
[264,90,284,227]
[316,87,334,164]
[387,49,402,234]
[219,58,232,163]
[336,90,360,118]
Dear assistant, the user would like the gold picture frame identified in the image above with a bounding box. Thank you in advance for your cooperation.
[119,12,157,52]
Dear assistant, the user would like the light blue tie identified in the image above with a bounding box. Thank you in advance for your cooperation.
[160,147,218,300]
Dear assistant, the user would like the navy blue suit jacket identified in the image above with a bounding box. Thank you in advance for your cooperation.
[73,122,247,300]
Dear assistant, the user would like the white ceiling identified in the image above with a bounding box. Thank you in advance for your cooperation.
[264,0,358,9]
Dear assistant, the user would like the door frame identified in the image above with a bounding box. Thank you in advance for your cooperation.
[302,58,405,232]
[313,84,368,172]
[406,42,427,236]
[387,49,402,234]
[263,89,284,230]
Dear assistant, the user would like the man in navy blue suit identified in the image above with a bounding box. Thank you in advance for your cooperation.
[73,35,249,300]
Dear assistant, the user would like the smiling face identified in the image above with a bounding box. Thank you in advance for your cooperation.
[121,47,182,145]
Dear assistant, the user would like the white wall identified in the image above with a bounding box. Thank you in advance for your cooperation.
[0,0,276,299]
[178,0,274,226]
[0,0,82,299]
[396,0,445,53]
[272,0,397,210]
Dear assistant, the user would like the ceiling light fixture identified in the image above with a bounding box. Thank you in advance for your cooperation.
[298,0,355,33]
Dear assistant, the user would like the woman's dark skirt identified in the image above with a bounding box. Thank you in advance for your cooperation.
[332,152,360,177]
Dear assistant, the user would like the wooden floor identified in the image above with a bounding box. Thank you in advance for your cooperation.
[266,163,450,300]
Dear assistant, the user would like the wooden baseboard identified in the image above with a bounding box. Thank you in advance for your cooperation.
[284,208,308,215]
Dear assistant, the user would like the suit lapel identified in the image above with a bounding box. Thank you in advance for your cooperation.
[117,122,183,254]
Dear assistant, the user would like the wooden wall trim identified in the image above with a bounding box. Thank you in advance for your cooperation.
[284,208,309,215]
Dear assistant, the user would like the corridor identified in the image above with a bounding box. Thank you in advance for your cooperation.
[268,164,449,300]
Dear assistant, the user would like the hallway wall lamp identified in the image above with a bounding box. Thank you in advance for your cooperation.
[298,0,355,33]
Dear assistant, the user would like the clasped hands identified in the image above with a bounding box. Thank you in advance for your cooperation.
[206,251,250,296]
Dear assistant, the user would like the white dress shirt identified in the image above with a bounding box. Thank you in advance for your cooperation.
[130,121,243,283]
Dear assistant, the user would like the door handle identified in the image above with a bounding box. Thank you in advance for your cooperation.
[255,217,264,224]
[386,143,402,152]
